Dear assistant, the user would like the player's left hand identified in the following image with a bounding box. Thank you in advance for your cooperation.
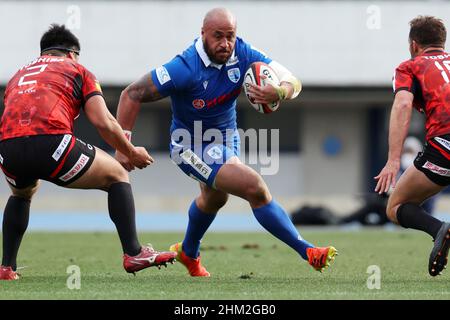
[246,75,280,104]
[374,159,400,194]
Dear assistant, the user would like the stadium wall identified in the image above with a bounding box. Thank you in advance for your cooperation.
[1,1,450,85]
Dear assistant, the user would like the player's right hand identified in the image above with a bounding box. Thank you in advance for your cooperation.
[247,75,280,104]
[128,146,154,170]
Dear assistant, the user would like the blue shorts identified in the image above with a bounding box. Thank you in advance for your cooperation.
[170,132,240,188]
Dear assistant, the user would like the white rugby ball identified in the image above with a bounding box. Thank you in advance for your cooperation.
[243,62,280,114]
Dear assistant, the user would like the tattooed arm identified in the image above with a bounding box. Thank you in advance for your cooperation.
[117,72,165,131]
[116,72,165,171]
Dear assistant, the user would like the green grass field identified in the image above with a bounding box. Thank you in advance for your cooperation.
[0,229,449,300]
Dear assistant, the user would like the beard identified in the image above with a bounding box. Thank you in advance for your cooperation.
[203,39,232,64]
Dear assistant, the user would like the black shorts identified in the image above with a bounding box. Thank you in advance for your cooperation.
[0,134,96,189]
[414,134,450,186]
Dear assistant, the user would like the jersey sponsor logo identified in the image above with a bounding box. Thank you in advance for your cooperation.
[228,68,241,83]
[422,161,450,177]
[206,88,241,109]
[203,81,208,90]
[59,153,90,182]
[192,99,206,110]
[18,86,36,95]
[180,149,212,180]
[52,134,72,161]
[434,137,450,151]
[155,66,171,85]
[207,146,223,160]
[75,138,92,150]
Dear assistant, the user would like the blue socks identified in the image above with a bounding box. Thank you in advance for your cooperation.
[252,199,314,260]
[182,199,314,260]
[182,200,217,258]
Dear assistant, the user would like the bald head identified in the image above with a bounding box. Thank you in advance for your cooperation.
[203,8,236,29]
[201,8,237,64]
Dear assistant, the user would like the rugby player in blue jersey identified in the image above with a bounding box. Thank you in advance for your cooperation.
[116,8,337,276]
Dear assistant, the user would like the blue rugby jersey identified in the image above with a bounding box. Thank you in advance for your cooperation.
[151,37,272,140]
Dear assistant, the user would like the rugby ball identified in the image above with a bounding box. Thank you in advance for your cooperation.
[243,62,280,114]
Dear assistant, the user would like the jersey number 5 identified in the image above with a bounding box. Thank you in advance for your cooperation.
[435,61,450,83]
[18,64,48,86]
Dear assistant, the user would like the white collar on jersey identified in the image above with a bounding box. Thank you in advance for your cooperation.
[195,37,235,70]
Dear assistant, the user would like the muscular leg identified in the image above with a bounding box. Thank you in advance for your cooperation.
[214,157,314,260]
[2,180,40,270]
[387,165,445,239]
[66,147,130,190]
[66,147,140,256]
[182,183,228,258]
